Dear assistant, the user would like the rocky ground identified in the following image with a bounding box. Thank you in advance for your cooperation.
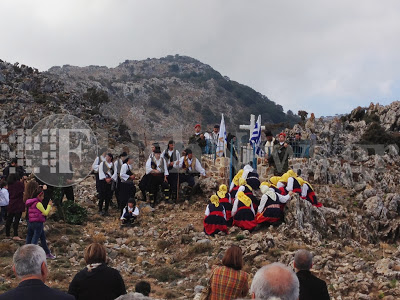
[1,173,400,300]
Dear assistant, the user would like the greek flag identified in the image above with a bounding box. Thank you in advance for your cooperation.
[216,114,227,157]
[250,115,264,156]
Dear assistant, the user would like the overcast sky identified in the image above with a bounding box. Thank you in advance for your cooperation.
[1,0,399,117]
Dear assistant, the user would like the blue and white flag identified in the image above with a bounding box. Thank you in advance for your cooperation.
[250,115,264,156]
[216,114,227,157]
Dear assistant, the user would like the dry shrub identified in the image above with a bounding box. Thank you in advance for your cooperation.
[118,248,136,259]
[157,240,173,251]
[49,269,68,282]
[188,242,213,255]
[92,233,107,244]
[0,243,17,257]
[148,266,184,282]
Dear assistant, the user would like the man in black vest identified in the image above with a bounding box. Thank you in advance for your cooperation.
[161,140,180,203]
[295,249,330,300]
[98,153,116,216]
[0,245,73,300]
[145,148,169,206]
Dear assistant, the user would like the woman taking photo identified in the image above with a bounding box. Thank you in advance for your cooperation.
[208,245,249,300]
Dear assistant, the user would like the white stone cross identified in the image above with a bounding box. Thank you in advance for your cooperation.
[239,114,265,137]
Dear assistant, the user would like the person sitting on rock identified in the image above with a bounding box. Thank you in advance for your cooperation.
[241,163,260,191]
[120,198,139,226]
[276,169,298,194]
[174,148,206,201]
[256,183,293,226]
[216,184,233,226]
[296,177,322,207]
[204,195,228,236]
[237,177,260,211]
[232,190,257,231]
[229,169,244,193]
[261,176,285,195]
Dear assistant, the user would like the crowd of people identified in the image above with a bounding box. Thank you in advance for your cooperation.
[204,165,322,236]
[0,244,329,300]
[0,123,330,299]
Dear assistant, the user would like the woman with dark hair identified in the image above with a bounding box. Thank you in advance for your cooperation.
[5,174,25,240]
[208,245,249,299]
[68,243,126,300]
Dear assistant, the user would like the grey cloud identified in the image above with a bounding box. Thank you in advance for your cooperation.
[1,0,399,116]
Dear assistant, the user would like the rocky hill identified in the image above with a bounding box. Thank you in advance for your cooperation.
[45,55,299,139]
[1,56,400,299]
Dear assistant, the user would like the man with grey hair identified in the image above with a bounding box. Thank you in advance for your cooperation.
[250,262,299,300]
[294,249,330,300]
[0,245,73,300]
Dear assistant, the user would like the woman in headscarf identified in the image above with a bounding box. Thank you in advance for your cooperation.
[231,189,257,231]
[256,183,293,226]
[216,184,233,226]
[204,195,228,236]
[296,176,322,207]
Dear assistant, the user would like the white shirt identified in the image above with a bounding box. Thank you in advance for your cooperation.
[205,204,226,220]
[231,197,255,216]
[0,188,9,206]
[120,206,139,220]
[258,191,291,214]
[264,138,275,156]
[146,157,169,176]
[99,161,117,181]
[114,158,124,175]
[120,163,133,182]
[161,149,180,167]
[91,155,106,173]
[174,156,206,176]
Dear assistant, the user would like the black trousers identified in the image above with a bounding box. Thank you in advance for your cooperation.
[5,212,22,237]
[99,180,113,212]
[148,174,169,203]
[119,181,136,214]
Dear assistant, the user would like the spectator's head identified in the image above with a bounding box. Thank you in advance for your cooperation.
[151,143,160,153]
[213,124,220,134]
[128,198,136,208]
[222,245,243,271]
[24,180,39,202]
[278,132,286,143]
[120,152,128,159]
[265,130,273,141]
[10,158,18,166]
[135,281,151,296]
[106,153,113,163]
[194,124,201,133]
[250,262,299,300]
[185,148,193,159]
[13,245,48,282]
[168,140,175,150]
[294,249,313,271]
[154,148,161,159]
[0,180,7,189]
[7,173,18,185]
[32,185,45,200]
[84,243,107,265]
[295,132,302,141]
[123,156,133,165]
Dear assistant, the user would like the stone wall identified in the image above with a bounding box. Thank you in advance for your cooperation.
[201,156,230,185]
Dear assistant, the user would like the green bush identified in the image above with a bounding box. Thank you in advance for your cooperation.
[60,201,88,225]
